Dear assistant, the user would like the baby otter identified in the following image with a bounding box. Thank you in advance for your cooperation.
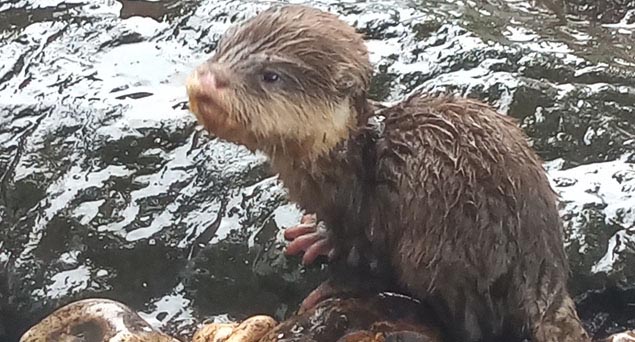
[186,5,590,342]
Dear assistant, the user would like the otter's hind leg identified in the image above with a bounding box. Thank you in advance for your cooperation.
[530,294,590,342]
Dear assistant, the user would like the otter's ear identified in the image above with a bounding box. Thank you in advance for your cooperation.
[335,67,365,95]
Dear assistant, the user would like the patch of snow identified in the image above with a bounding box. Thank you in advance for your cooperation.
[549,157,635,271]
[138,282,196,330]
[272,204,304,230]
[32,265,92,299]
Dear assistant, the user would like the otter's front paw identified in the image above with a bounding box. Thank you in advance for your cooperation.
[284,213,335,265]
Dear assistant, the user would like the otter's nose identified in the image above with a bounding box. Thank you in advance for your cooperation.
[198,64,230,90]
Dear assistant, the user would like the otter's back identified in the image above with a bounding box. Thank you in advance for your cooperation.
[368,94,568,341]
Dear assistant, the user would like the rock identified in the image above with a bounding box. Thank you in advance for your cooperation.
[194,316,276,342]
[193,323,238,342]
[259,293,441,342]
[600,330,635,342]
[18,295,635,342]
[19,298,179,342]
[17,294,441,342]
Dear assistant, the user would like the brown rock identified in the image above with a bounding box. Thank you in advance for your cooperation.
[19,298,179,342]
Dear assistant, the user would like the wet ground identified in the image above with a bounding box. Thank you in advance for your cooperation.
[0,0,634,341]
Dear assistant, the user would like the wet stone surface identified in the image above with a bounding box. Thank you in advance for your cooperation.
[0,0,634,341]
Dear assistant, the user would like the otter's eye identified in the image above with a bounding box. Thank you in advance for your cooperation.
[262,71,280,83]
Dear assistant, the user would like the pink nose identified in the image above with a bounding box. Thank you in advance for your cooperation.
[198,65,230,90]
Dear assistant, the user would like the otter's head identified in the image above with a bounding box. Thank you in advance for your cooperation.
[186,5,372,160]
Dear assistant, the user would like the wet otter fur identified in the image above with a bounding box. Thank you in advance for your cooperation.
[186,5,590,342]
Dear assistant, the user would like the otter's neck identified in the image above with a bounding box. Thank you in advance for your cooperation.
[268,96,375,176]
[266,98,377,221]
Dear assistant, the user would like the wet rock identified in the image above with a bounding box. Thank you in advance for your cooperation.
[19,295,635,342]
[193,322,238,342]
[565,0,635,24]
[260,293,442,342]
[549,159,635,337]
[194,315,276,342]
[19,298,180,342]
[0,0,634,341]
[599,330,635,342]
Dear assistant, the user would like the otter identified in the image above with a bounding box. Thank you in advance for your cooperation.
[186,5,590,342]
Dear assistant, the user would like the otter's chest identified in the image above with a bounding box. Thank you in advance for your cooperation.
[273,135,378,229]
[285,165,368,226]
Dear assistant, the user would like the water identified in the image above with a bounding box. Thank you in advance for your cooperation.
[0,0,634,341]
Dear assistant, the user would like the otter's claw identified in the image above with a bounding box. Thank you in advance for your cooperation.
[284,214,335,265]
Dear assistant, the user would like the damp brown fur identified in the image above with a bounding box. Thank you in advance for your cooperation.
[186,5,590,342]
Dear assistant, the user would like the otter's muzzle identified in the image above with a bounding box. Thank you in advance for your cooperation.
[186,63,231,93]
